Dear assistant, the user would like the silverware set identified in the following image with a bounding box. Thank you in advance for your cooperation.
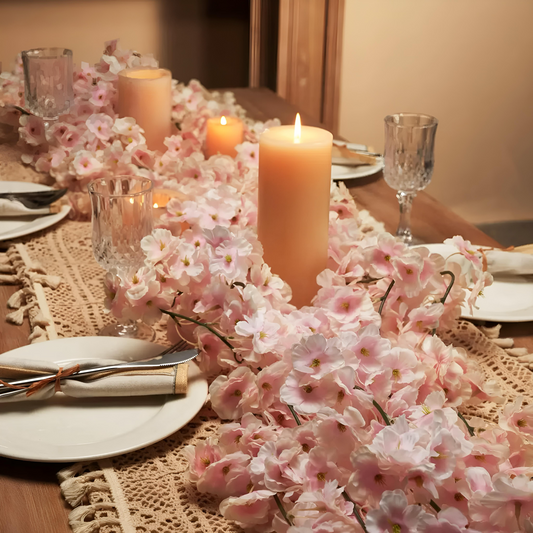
[0,340,198,399]
[0,188,68,209]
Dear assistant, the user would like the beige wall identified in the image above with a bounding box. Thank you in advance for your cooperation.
[0,0,161,71]
[339,0,533,225]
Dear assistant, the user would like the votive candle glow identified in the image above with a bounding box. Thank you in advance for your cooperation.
[258,115,332,308]
[205,115,244,158]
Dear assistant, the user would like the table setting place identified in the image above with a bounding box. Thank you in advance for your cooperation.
[0,41,533,533]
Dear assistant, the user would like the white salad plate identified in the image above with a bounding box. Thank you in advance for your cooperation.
[0,337,208,462]
[0,181,71,241]
[331,141,384,181]
[420,243,533,323]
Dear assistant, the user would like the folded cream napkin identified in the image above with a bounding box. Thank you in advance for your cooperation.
[0,199,62,217]
[486,250,533,276]
[0,355,188,403]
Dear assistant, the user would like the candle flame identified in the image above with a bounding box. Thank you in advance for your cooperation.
[294,113,301,143]
[220,116,227,126]
[129,198,134,204]
[153,203,159,208]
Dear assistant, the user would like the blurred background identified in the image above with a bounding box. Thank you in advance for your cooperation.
[1,0,532,243]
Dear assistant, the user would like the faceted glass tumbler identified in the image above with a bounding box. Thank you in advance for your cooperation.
[88,176,154,339]
[22,48,73,122]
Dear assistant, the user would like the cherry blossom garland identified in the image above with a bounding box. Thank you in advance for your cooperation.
[3,42,533,533]
[0,39,279,219]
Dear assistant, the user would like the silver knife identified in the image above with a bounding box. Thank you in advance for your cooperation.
[0,349,198,396]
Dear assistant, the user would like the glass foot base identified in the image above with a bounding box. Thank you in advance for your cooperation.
[98,321,155,341]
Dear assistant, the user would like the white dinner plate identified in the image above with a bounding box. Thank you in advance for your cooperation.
[419,243,533,322]
[331,141,384,181]
[0,181,71,241]
[0,337,208,462]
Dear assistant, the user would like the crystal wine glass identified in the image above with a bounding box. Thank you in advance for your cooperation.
[383,113,438,244]
[88,176,154,339]
[22,48,73,126]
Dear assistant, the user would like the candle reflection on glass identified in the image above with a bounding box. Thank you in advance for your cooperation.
[258,114,332,308]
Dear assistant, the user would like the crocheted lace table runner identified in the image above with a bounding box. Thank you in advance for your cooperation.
[2,145,533,533]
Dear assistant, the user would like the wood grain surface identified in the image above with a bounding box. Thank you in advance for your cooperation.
[0,87,531,533]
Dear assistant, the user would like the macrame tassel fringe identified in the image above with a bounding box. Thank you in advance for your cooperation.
[478,323,533,370]
[69,503,121,533]
[29,272,62,289]
[7,287,35,309]
[0,273,19,284]
[6,303,32,325]
[58,462,89,483]
[60,471,110,507]
[0,264,15,274]
[29,325,48,343]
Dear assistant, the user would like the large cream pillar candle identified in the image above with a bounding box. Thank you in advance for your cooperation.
[258,116,332,308]
[205,115,244,158]
[118,68,172,152]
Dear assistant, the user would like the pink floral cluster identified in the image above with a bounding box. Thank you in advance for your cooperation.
[0,40,276,217]
[3,41,527,533]
[102,158,520,532]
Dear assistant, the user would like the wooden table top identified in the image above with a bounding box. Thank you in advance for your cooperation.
[0,87,531,533]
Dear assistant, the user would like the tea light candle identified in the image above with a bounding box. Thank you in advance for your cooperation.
[258,114,332,308]
[152,188,186,219]
[205,115,244,158]
[118,68,172,152]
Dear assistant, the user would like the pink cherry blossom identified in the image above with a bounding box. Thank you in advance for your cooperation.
[184,437,221,483]
[19,114,46,146]
[366,489,431,533]
[210,367,259,420]
[444,235,483,269]
[291,334,344,379]
[70,150,103,177]
[196,451,252,498]
[219,490,275,526]
[86,113,114,140]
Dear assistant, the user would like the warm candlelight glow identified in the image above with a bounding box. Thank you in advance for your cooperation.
[129,198,134,204]
[205,116,244,158]
[153,203,159,208]
[258,123,333,307]
[294,113,301,144]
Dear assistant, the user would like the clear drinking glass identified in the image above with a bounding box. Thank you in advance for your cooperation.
[88,177,154,339]
[383,113,438,244]
[22,48,73,124]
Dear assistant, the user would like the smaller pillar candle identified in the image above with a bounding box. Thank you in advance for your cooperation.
[205,116,244,158]
[118,68,172,152]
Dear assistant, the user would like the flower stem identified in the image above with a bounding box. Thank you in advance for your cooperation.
[354,385,391,426]
[457,411,475,437]
[429,499,441,513]
[274,494,293,526]
[378,280,395,315]
[439,270,456,304]
[288,404,302,426]
[161,309,243,364]
[342,490,368,532]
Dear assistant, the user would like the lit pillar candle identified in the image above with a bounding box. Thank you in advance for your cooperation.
[205,115,244,158]
[258,114,332,308]
[118,68,172,152]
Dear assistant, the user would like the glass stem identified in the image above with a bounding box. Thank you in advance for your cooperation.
[396,191,416,244]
